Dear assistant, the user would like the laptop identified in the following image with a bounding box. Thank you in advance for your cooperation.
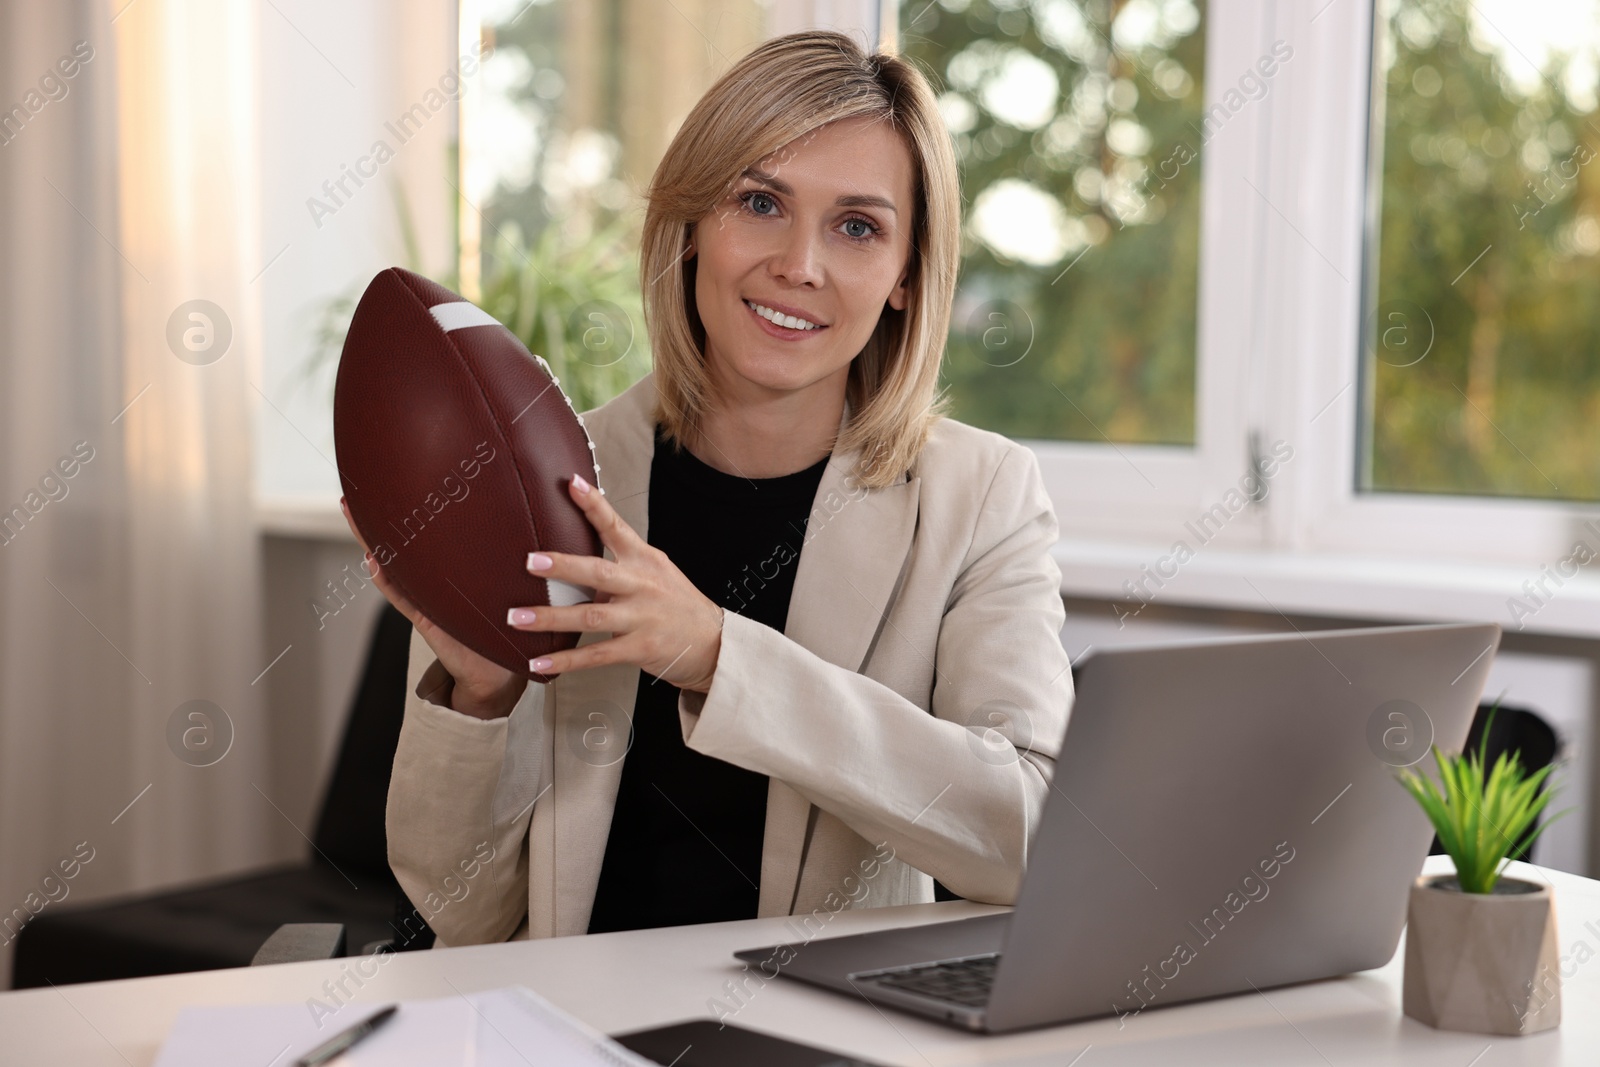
[734,622,1501,1033]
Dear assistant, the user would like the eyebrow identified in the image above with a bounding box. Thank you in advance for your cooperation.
[740,167,899,215]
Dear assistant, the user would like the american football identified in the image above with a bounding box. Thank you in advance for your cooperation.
[332,267,603,683]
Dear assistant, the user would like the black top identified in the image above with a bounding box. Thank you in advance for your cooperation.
[585,425,831,933]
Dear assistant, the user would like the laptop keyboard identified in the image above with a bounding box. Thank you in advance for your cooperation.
[854,953,1000,1008]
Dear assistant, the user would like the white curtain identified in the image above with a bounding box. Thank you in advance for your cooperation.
[0,0,275,984]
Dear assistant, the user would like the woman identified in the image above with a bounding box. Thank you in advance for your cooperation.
[352,29,1073,945]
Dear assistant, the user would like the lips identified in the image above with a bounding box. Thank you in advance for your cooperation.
[743,298,828,332]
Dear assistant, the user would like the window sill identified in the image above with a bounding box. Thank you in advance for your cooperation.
[1052,538,1600,641]
[257,498,1600,641]
[256,494,352,541]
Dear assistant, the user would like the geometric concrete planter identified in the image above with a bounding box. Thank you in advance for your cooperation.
[1402,873,1561,1035]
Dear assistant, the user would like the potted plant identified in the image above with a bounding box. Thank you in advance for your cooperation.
[1395,706,1570,1035]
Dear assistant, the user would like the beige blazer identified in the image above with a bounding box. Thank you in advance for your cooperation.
[386,371,1074,945]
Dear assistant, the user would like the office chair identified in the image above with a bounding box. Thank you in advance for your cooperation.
[11,603,435,987]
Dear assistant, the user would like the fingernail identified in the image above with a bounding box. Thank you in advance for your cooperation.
[571,473,591,494]
[530,657,553,672]
[508,607,536,625]
[527,552,552,572]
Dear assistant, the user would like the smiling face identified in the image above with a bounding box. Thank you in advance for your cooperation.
[685,115,918,406]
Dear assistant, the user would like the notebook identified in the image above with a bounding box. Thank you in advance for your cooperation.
[153,985,656,1067]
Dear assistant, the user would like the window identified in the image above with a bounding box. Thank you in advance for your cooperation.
[1293,0,1600,568]
[1364,0,1600,503]
[446,1,1600,569]
[902,0,1208,445]
[905,0,1600,568]
[904,0,1294,547]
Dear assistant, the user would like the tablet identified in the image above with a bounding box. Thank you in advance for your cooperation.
[610,1019,890,1067]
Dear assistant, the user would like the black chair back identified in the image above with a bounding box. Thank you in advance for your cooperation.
[311,604,413,879]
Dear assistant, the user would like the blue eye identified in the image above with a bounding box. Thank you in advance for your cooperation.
[738,190,883,243]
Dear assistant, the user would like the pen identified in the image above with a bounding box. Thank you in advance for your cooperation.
[294,1004,399,1067]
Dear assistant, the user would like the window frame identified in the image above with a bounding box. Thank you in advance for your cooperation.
[1003,0,1600,568]
[1284,0,1600,567]
[1024,0,1286,553]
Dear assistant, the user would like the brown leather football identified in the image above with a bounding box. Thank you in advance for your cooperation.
[333,267,602,683]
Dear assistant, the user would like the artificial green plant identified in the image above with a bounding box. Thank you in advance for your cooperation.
[1396,704,1569,894]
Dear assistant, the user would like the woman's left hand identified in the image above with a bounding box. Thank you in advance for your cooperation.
[509,472,724,692]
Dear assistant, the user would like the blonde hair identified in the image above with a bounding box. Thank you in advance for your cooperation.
[639,30,960,489]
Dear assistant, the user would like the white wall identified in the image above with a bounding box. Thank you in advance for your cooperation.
[255,0,458,504]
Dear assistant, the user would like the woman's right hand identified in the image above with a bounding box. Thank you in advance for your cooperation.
[341,497,527,719]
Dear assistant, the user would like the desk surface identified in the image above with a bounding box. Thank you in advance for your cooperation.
[4,855,1597,1066]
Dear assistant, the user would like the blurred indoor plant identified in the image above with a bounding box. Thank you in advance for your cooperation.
[474,213,651,413]
[302,200,650,416]
[1396,706,1569,1035]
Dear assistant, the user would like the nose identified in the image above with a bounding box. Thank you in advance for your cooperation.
[768,221,824,288]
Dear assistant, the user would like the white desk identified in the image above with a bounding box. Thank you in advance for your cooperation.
[4,855,1597,1066]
